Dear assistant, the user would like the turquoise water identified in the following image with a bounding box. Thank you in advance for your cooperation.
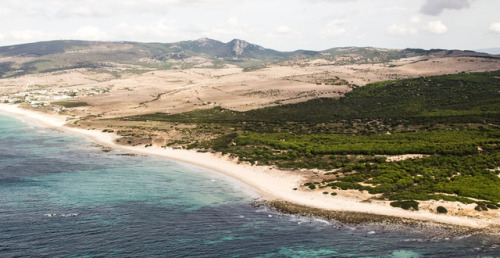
[0,113,499,257]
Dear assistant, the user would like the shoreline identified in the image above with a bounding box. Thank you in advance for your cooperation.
[1,103,499,231]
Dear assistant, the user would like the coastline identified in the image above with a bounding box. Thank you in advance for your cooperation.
[1,103,499,231]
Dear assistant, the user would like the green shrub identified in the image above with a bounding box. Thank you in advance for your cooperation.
[52,101,89,108]
[436,206,448,214]
[474,205,488,211]
[486,203,498,209]
[390,200,419,211]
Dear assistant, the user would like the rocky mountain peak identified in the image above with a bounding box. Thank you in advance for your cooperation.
[195,37,220,47]
[229,39,251,56]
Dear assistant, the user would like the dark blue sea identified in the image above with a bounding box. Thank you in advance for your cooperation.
[0,113,499,257]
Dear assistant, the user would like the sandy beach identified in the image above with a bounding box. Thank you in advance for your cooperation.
[1,103,499,230]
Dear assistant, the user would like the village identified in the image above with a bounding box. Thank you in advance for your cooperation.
[0,86,108,109]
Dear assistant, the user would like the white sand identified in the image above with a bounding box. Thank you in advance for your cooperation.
[1,103,499,229]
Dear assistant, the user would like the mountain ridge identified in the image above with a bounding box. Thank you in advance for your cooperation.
[1,38,497,59]
[0,38,498,78]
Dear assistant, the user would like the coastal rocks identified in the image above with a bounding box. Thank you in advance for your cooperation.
[43,213,79,218]
[263,200,499,237]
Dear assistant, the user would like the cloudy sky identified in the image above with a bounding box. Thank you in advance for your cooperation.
[0,0,499,51]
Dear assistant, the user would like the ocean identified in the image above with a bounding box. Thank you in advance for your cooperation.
[0,113,498,257]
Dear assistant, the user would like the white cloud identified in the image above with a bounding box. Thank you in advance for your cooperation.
[388,17,449,37]
[327,19,345,26]
[114,22,167,39]
[73,26,109,41]
[122,0,215,7]
[277,26,291,34]
[410,16,421,24]
[227,17,240,27]
[267,26,303,40]
[119,0,229,14]
[195,17,259,42]
[0,0,498,50]
[14,0,230,20]
[56,6,110,18]
[69,7,94,17]
[0,7,12,16]
[420,0,472,16]
[112,18,237,43]
[305,0,356,3]
[490,23,500,34]
[321,19,347,38]
[10,30,49,42]
[0,29,58,45]
[424,20,448,34]
[387,24,418,36]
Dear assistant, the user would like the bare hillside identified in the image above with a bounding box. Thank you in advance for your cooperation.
[0,40,499,118]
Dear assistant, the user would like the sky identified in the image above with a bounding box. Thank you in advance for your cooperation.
[0,0,499,51]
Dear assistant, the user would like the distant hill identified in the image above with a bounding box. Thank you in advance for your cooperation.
[0,40,90,57]
[0,38,289,60]
[476,48,500,55]
[403,48,495,58]
[133,38,290,61]
[0,39,498,78]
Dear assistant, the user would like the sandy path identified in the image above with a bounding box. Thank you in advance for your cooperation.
[1,103,498,229]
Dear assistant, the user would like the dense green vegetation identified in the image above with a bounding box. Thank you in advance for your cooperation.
[201,128,500,207]
[51,101,89,108]
[0,62,13,77]
[324,153,500,203]
[390,200,420,211]
[233,130,499,156]
[121,71,500,209]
